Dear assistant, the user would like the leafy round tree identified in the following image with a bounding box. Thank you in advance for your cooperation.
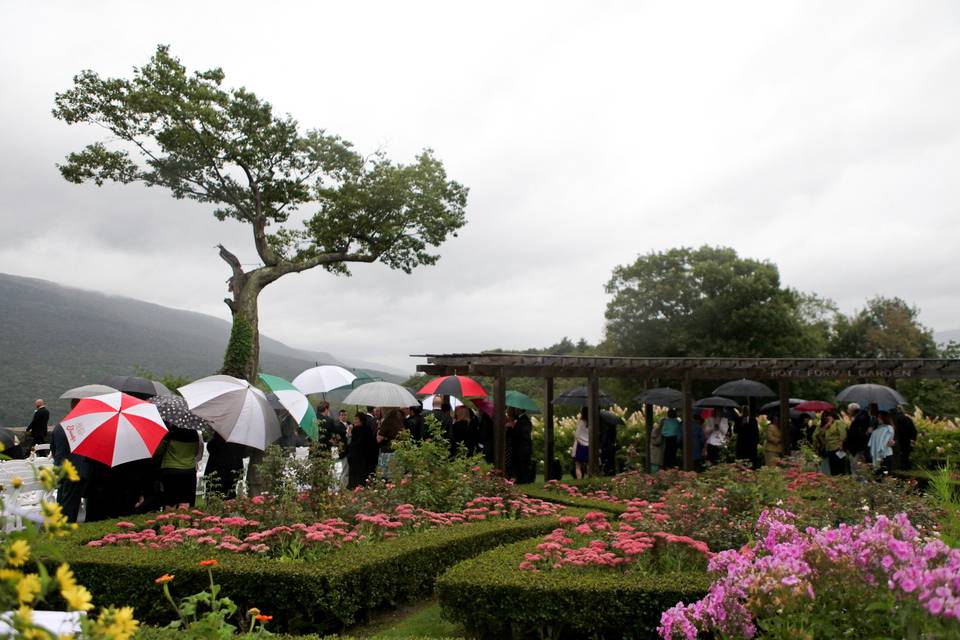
[53,45,468,381]
[604,246,827,358]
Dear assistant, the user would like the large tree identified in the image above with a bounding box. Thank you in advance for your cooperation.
[603,246,828,358]
[53,46,468,380]
[829,296,938,359]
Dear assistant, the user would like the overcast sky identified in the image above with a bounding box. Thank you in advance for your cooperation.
[1,1,958,373]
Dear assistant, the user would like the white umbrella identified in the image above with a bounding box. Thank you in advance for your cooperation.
[292,365,357,394]
[343,382,418,408]
[178,375,281,450]
[60,384,119,400]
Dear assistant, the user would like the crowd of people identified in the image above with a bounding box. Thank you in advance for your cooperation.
[12,393,536,524]
[648,401,917,476]
[312,397,535,488]
[11,390,920,526]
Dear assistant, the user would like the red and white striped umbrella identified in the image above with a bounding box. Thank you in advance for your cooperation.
[61,392,168,466]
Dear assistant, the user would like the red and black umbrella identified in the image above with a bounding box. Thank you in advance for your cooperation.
[794,400,834,412]
[417,375,488,399]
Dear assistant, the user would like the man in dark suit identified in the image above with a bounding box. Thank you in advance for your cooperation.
[27,399,50,454]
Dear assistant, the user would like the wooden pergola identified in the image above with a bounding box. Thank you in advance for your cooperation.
[415,353,960,475]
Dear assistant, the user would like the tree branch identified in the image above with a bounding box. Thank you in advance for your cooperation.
[218,243,246,312]
[236,160,279,267]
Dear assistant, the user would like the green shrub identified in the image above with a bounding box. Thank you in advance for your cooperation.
[43,515,571,635]
[519,485,627,515]
[437,538,711,640]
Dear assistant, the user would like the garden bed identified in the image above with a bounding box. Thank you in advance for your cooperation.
[438,532,710,639]
[44,510,577,634]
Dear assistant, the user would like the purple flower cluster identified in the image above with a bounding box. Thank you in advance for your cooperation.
[659,509,960,639]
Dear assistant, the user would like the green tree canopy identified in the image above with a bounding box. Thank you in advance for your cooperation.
[829,296,939,359]
[53,45,468,380]
[603,246,828,358]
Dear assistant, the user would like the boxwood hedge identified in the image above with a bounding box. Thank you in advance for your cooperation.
[42,514,575,635]
[520,485,627,515]
[437,538,711,640]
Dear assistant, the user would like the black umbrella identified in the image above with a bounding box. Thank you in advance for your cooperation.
[759,398,806,412]
[148,395,210,431]
[554,386,613,408]
[694,396,740,409]
[103,375,173,398]
[634,387,683,408]
[713,378,775,398]
[600,410,625,427]
[835,384,906,410]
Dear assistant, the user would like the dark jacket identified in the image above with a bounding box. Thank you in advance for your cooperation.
[734,416,759,460]
[27,406,50,442]
[508,413,534,483]
[844,412,872,455]
[378,410,404,454]
[50,423,91,479]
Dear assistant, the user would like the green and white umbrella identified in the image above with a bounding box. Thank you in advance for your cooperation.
[259,373,318,441]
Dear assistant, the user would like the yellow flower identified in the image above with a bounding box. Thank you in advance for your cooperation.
[62,584,93,612]
[16,573,42,604]
[5,539,31,567]
[22,628,47,640]
[12,476,22,489]
[58,635,75,640]
[61,460,80,482]
[39,467,57,491]
[95,606,139,640]
[41,500,70,536]
[0,568,23,581]
[15,605,32,625]
[56,564,77,591]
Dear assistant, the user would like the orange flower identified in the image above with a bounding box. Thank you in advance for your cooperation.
[154,574,174,584]
[255,614,272,622]
[198,559,218,567]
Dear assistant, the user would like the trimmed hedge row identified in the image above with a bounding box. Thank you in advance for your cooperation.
[437,538,711,640]
[520,485,628,515]
[43,514,576,635]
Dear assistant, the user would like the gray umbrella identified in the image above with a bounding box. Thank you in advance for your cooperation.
[102,375,173,398]
[835,384,906,410]
[148,395,211,431]
[634,387,683,408]
[60,384,119,400]
[554,386,614,408]
[694,396,740,409]
[713,378,775,398]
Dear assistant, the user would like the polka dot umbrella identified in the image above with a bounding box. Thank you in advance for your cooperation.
[148,395,211,431]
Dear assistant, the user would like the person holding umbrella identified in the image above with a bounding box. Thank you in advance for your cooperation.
[573,408,590,479]
[734,405,760,469]
[50,399,91,522]
[377,409,405,479]
[814,411,848,476]
[506,406,534,484]
[204,433,247,499]
[155,426,203,508]
[660,409,682,469]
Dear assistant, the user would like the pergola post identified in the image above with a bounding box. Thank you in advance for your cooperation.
[494,371,507,474]
[682,372,694,471]
[644,402,654,473]
[587,374,601,476]
[544,377,555,480]
[778,380,790,453]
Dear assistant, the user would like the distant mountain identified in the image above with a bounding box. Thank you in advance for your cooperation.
[0,273,407,427]
[935,330,960,346]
